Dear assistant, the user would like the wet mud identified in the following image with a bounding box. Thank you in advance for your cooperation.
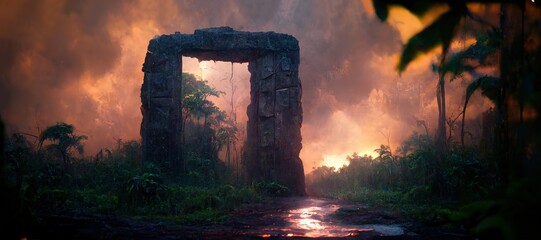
[29,197,471,239]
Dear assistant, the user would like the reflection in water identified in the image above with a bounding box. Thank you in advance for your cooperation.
[255,198,404,238]
[287,204,344,237]
[259,198,376,238]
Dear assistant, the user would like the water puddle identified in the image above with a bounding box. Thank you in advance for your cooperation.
[254,198,404,238]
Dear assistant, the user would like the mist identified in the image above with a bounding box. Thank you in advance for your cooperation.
[0,0,492,172]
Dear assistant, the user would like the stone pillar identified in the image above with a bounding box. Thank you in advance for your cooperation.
[246,51,305,195]
[273,52,305,195]
[140,37,182,174]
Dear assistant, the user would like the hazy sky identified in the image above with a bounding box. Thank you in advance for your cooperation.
[0,0,493,172]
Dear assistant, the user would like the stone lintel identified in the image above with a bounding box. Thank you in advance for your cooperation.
[146,27,299,63]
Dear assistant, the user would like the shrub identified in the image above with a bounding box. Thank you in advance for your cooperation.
[125,172,166,207]
[254,181,290,196]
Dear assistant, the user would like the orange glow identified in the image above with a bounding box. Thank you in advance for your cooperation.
[322,154,349,169]
[386,3,450,43]
[387,7,423,42]
[281,198,377,237]
[0,0,498,173]
[322,151,377,170]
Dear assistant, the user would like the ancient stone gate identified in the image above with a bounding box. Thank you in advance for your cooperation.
[140,27,305,195]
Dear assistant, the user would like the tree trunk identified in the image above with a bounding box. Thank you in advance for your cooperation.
[435,77,447,154]
[499,2,525,186]
[226,138,231,168]
[435,60,448,197]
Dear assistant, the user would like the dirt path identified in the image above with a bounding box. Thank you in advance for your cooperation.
[32,197,470,239]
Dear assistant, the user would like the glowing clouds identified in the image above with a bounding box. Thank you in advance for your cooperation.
[322,154,350,170]
[0,0,496,172]
[301,110,381,172]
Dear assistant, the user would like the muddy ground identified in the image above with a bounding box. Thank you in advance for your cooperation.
[26,197,472,239]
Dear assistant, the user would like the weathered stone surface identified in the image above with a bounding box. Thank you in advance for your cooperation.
[259,55,275,80]
[276,89,290,109]
[258,91,275,118]
[141,46,182,174]
[141,27,305,195]
[258,117,275,148]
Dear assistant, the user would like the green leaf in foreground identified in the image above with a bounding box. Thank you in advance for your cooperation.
[398,10,462,72]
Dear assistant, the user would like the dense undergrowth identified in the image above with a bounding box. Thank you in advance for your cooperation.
[3,135,264,222]
[1,74,296,238]
[1,125,285,240]
[306,133,541,239]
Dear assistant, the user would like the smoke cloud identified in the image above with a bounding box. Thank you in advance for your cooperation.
[0,0,493,172]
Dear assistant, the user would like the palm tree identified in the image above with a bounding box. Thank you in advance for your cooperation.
[39,122,87,164]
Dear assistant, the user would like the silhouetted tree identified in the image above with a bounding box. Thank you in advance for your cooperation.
[39,122,87,164]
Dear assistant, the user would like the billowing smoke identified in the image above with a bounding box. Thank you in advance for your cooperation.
[0,0,492,172]
[0,0,127,152]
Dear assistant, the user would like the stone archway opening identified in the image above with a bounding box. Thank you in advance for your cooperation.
[181,57,250,180]
[140,27,305,195]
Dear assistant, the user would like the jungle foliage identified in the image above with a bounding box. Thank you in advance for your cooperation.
[305,1,541,239]
[307,134,498,204]
[0,74,273,238]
